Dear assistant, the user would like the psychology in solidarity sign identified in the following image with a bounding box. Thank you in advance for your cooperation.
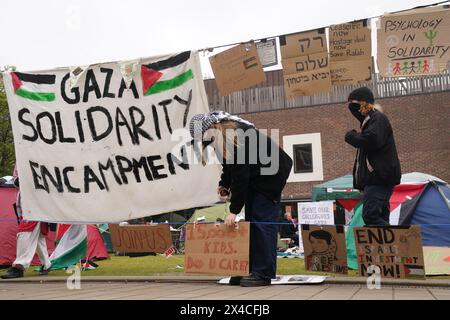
[378,6,450,77]
[3,51,221,223]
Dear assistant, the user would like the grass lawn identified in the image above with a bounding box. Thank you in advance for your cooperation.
[22,254,449,279]
[24,254,357,277]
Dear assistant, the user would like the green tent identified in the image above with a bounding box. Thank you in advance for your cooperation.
[312,175,363,201]
[187,203,245,223]
[345,202,364,270]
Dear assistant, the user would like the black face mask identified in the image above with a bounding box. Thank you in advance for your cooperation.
[348,102,365,123]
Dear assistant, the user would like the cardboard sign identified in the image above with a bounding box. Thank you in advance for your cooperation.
[280,30,327,59]
[423,246,450,275]
[330,59,372,85]
[209,42,266,96]
[256,39,278,68]
[377,7,450,77]
[329,21,372,60]
[354,226,425,279]
[329,21,372,85]
[184,222,250,276]
[280,29,331,97]
[109,224,172,253]
[297,201,334,225]
[283,68,331,98]
[2,51,221,223]
[301,225,348,274]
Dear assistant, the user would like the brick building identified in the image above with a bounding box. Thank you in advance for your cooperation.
[204,70,450,207]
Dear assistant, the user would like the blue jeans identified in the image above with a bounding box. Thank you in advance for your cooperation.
[363,185,394,226]
[245,190,279,280]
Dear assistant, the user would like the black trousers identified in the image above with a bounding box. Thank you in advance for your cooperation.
[245,190,279,280]
[362,185,394,226]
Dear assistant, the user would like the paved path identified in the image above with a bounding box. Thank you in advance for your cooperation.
[1,281,449,300]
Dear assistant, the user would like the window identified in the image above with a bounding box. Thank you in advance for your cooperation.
[293,144,313,173]
[283,133,323,183]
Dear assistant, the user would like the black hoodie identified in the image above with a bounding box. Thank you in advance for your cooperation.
[345,108,401,190]
[218,123,293,214]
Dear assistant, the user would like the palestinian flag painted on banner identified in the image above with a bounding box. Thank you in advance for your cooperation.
[11,72,56,102]
[49,224,87,270]
[141,51,194,96]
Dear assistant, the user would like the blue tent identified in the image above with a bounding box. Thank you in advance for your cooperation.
[399,181,450,246]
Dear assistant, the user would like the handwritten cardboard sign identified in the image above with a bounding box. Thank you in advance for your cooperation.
[184,222,250,276]
[280,29,331,97]
[280,30,327,59]
[297,201,335,225]
[354,226,425,279]
[109,224,172,253]
[423,246,450,275]
[209,42,266,96]
[378,6,450,77]
[329,21,372,85]
[330,60,372,86]
[301,225,348,274]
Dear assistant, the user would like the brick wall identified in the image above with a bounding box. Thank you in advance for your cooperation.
[240,91,450,200]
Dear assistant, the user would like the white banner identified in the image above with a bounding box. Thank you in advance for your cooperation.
[3,51,221,223]
[297,201,335,225]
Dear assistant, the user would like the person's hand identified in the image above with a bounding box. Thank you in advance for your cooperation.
[345,129,357,143]
[225,213,237,227]
[217,186,230,202]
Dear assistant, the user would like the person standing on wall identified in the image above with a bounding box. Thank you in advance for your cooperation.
[344,87,401,226]
[190,111,293,287]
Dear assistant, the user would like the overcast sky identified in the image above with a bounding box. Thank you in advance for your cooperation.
[0,0,443,75]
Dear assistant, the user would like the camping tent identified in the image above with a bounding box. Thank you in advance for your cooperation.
[346,173,449,269]
[395,181,450,246]
[0,184,108,268]
[311,175,363,224]
[0,186,56,267]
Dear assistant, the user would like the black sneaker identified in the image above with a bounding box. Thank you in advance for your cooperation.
[1,267,24,279]
[240,275,271,287]
[39,266,51,276]
[229,276,243,286]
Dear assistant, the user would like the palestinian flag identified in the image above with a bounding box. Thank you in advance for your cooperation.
[11,72,56,102]
[49,224,87,270]
[141,51,194,96]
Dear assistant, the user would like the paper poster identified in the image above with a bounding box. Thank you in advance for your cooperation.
[209,42,266,96]
[3,51,221,223]
[377,6,450,77]
[109,224,172,253]
[423,246,450,275]
[329,20,372,85]
[301,225,348,274]
[280,29,331,97]
[354,226,425,279]
[297,201,335,225]
[256,38,278,68]
[184,222,250,276]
